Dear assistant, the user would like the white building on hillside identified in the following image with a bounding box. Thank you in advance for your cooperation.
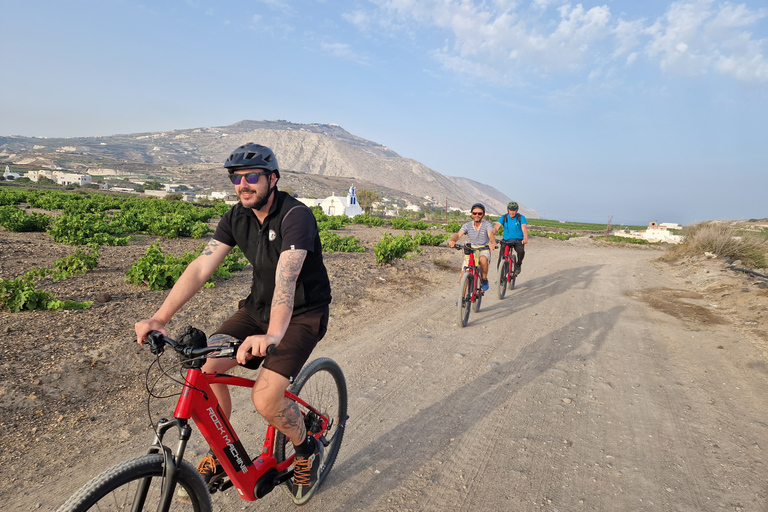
[4,166,21,180]
[613,222,683,244]
[26,170,55,182]
[297,185,363,218]
[56,172,92,186]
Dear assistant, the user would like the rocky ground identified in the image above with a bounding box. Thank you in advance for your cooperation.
[1,223,767,509]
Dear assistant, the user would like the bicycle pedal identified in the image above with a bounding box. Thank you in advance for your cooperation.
[207,475,231,494]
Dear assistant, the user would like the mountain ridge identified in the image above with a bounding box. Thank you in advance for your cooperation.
[0,120,538,217]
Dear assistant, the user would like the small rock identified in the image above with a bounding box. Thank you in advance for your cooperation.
[95,292,111,303]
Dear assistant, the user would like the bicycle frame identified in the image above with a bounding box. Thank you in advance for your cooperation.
[463,250,481,301]
[147,368,329,502]
[502,244,514,282]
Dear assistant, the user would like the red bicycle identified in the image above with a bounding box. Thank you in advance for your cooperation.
[453,243,490,327]
[57,331,348,512]
[497,239,518,299]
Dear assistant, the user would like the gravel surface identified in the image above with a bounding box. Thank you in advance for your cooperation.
[2,224,767,511]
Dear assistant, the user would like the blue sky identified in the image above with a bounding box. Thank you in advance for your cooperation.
[2,0,767,225]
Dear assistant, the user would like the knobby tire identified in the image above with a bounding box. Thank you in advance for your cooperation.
[56,453,211,512]
[275,357,348,489]
[458,272,472,327]
[498,261,508,299]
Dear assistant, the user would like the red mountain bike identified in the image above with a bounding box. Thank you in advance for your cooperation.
[57,331,348,512]
[453,243,490,327]
[497,240,518,299]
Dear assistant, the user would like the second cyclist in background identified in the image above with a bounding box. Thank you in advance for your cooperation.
[494,201,528,275]
[448,203,496,290]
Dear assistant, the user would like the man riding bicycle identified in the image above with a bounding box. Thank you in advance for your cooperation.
[493,201,528,275]
[448,203,496,290]
[134,143,332,505]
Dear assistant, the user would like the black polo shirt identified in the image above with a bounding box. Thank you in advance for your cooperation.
[213,191,332,322]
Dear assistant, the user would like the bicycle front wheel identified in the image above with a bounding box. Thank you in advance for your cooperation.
[473,273,483,313]
[510,254,518,290]
[56,453,211,512]
[457,272,472,327]
[276,358,348,488]
[497,261,508,299]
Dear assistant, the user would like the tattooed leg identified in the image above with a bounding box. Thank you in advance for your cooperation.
[252,368,306,445]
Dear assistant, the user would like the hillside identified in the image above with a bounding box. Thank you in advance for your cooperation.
[0,120,537,216]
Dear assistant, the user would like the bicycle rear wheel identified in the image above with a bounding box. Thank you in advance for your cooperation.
[276,358,348,488]
[457,272,472,327]
[56,453,211,512]
[497,260,508,299]
[472,272,482,313]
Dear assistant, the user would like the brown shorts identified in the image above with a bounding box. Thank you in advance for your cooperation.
[212,306,329,382]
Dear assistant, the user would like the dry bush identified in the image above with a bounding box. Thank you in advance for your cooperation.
[663,221,768,269]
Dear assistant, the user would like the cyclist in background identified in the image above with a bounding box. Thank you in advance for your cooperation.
[494,201,528,274]
[448,203,496,290]
[134,143,331,505]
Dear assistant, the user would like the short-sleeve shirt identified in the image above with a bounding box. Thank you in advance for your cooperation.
[460,220,494,246]
[498,213,527,240]
[213,191,332,322]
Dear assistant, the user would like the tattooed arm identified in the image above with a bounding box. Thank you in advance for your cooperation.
[135,238,233,344]
[236,248,307,363]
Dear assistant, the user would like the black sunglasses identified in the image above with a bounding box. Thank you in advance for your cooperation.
[229,171,270,185]
[471,211,484,216]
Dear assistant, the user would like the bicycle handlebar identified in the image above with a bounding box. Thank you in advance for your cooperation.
[450,242,491,255]
[145,331,275,360]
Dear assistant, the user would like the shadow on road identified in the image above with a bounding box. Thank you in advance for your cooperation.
[328,302,625,509]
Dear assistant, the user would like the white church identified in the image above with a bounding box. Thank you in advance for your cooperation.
[297,185,364,218]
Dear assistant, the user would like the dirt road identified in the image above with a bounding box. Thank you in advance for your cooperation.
[13,235,768,511]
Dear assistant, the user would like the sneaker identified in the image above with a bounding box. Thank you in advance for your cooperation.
[197,453,225,489]
[290,437,324,505]
[481,279,489,291]
[514,265,521,275]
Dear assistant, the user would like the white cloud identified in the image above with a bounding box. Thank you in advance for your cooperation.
[320,42,369,65]
[645,0,768,82]
[357,0,768,84]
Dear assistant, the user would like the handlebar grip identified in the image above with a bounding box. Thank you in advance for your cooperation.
[266,344,276,355]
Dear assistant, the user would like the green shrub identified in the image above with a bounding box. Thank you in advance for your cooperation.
[0,206,52,232]
[413,231,450,246]
[595,235,651,245]
[445,221,463,233]
[0,274,91,312]
[374,233,421,265]
[351,214,383,226]
[320,231,366,253]
[126,242,248,291]
[317,216,347,231]
[48,213,130,246]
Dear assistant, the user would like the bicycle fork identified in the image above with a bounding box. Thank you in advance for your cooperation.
[141,417,192,512]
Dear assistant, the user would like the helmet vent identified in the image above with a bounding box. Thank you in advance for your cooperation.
[245,152,256,159]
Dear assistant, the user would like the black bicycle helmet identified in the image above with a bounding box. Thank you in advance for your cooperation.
[471,203,486,213]
[224,143,280,179]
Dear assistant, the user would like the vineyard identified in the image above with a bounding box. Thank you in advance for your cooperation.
[0,188,451,312]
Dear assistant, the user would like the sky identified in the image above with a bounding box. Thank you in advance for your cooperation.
[2,0,767,226]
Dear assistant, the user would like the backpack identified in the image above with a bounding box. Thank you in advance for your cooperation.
[502,213,521,232]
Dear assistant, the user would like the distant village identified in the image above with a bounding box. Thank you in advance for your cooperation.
[2,165,456,219]
[3,166,684,242]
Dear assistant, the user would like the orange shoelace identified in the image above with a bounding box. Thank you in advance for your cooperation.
[293,458,312,486]
[197,455,217,474]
